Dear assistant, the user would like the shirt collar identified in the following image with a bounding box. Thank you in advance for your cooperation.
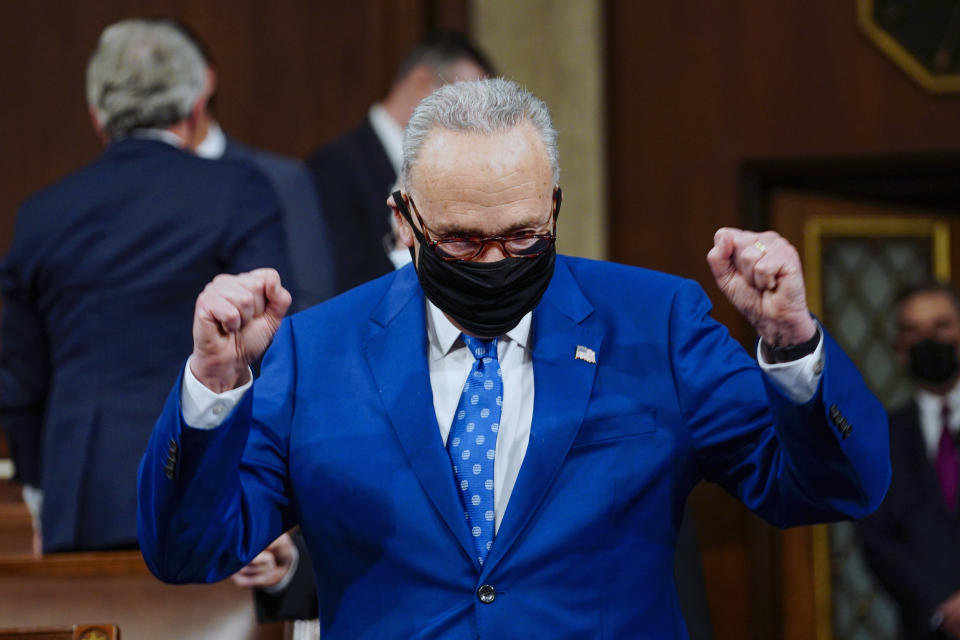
[368,103,404,175]
[425,300,532,361]
[917,382,960,422]
[129,128,185,148]
[195,121,227,159]
[916,381,960,459]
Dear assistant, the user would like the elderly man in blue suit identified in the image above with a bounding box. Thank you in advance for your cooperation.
[0,18,289,553]
[138,78,890,639]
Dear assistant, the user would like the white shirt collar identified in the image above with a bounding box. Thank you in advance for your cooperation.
[130,128,185,148]
[368,104,404,175]
[425,300,532,361]
[916,382,960,459]
[195,121,227,159]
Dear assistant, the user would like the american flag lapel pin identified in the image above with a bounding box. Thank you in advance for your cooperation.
[575,345,596,364]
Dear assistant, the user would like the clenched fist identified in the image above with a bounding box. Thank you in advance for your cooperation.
[190,268,291,392]
[706,228,816,346]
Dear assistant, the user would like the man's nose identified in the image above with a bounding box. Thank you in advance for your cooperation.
[476,241,508,262]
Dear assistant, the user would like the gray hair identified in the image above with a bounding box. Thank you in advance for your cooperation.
[400,78,559,188]
[86,19,206,139]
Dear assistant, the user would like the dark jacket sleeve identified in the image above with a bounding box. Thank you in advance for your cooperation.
[857,410,960,636]
[0,227,51,486]
[306,137,395,294]
[253,530,320,622]
[858,494,948,633]
[224,140,335,310]
[219,164,292,289]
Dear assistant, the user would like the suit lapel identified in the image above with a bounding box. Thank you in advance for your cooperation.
[363,267,478,566]
[484,258,603,573]
[899,402,958,514]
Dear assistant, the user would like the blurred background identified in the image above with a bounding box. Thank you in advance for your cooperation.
[4,1,960,638]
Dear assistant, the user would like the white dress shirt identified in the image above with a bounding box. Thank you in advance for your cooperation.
[367,104,404,175]
[915,383,960,461]
[194,121,227,160]
[129,128,185,148]
[182,304,824,533]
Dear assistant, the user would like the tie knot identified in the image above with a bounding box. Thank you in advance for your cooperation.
[463,334,498,362]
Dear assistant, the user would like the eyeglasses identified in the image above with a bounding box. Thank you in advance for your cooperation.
[394,188,561,262]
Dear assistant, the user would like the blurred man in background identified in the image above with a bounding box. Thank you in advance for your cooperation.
[306,31,493,293]
[860,283,960,639]
[0,18,288,553]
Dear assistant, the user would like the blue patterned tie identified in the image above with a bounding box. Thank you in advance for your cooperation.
[448,334,502,566]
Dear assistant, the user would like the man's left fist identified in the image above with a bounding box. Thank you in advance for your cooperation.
[707,227,816,346]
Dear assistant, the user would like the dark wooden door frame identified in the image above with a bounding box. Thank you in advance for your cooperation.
[740,151,960,230]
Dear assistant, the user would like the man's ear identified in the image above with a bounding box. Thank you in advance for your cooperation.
[187,67,216,134]
[189,95,207,124]
[204,66,218,96]
[387,193,415,248]
[182,90,212,150]
[88,106,109,146]
[411,63,442,94]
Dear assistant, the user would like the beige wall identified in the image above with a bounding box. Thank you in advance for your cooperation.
[472,0,608,260]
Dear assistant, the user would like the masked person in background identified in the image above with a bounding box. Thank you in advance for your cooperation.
[860,283,960,640]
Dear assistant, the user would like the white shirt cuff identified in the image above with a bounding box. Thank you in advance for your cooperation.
[22,485,43,533]
[181,355,253,429]
[756,330,825,405]
[263,542,301,595]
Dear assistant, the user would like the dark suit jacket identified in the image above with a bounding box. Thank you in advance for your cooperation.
[139,257,890,639]
[859,401,960,639]
[223,138,335,310]
[306,120,396,293]
[0,137,289,552]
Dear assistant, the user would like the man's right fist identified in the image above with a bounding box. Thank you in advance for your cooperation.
[190,268,291,392]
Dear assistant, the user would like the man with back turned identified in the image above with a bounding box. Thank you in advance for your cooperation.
[0,19,288,553]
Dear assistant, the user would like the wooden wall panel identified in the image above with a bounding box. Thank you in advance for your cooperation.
[605,1,960,637]
[0,0,467,258]
[606,0,960,326]
[0,0,466,484]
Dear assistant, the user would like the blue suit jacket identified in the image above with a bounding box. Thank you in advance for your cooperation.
[139,256,890,639]
[223,137,335,310]
[0,137,289,552]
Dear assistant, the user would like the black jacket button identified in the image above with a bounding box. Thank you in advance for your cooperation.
[477,584,496,604]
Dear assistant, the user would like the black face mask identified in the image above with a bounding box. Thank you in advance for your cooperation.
[908,339,960,384]
[394,190,560,337]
